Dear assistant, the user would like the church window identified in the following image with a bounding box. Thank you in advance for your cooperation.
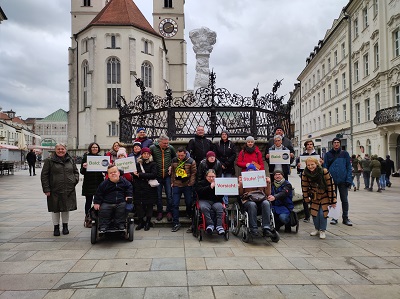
[141,62,152,88]
[83,0,91,6]
[82,60,89,108]
[164,0,173,8]
[111,35,116,49]
[106,57,121,108]
[108,121,119,136]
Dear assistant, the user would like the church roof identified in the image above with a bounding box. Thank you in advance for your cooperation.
[87,0,160,37]
[39,109,68,122]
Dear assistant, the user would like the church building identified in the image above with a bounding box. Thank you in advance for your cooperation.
[68,0,187,151]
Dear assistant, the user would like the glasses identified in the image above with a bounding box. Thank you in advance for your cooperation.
[207,175,216,178]
[91,146,98,148]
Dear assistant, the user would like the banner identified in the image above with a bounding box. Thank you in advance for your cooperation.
[299,155,321,169]
[115,157,137,173]
[215,178,239,195]
[269,150,291,164]
[241,170,267,188]
[86,156,110,172]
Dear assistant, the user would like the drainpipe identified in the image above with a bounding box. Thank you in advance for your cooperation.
[343,9,353,154]
[74,34,79,149]
[298,82,302,153]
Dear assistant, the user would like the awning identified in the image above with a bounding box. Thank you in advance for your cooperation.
[0,144,19,150]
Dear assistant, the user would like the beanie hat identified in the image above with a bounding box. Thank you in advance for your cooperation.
[246,136,255,142]
[141,147,151,155]
[137,128,146,133]
[117,148,127,158]
[221,130,229,136]
[275,126,284,132]
[133,141,142,148]
[273,169,284,176]
[246,164,257,171]
[206,151,216,159]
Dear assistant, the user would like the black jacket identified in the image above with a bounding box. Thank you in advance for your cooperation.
[187,135,213,165]
[196,179,223,203]
[265,136,294,156]
[214,139,236,175]
[94,177,133,205]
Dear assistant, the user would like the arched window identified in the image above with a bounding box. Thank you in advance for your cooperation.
[82,60,89,108]
[141,62,152,88]
[106,57,121,108]
[366,139,371,156]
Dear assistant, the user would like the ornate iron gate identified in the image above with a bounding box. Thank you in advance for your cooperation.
[118,72,293,143]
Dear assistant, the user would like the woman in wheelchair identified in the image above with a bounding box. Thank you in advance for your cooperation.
[238,164,273,237]
[196,169,225,235]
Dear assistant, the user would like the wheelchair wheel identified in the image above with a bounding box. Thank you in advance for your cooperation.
[198,229,203,242]
[90,223,97,244]
[230,202,240,236]
[270,230,280,243]
[242,227,251,243]
[192,208,200,238]
[127,219,134,242]
[224,230,229,241]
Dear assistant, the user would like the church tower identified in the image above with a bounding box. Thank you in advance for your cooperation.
[153,0,187,96]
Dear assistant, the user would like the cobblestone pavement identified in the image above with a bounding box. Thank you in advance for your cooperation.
[0,167,399,298]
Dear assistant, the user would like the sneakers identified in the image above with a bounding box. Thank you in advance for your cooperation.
[330,218,338,225]
[249,229,259,237]
[353,186,357,191]
[377,188,382,193]
[171,224,181,232]
[216,226,225,235]
[342,218,353,226]
[206,225,214,234]
[166,212,172,222]
[303,218,310,223]
[310,229,319,236]
[319,230,326,239]
[263,227,273,237]
[156,212,163,221]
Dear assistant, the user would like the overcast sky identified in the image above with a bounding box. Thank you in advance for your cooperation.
[0,0,349,119]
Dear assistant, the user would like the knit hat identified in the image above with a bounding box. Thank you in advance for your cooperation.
[273,169,284,176]
[246,136,255,142]
[133,141,142,148]
[221,130,229,136]
[274,126,284,132]
[246,164,257,171]
[141,147,151,155]
[206,151,216,159]
[117,148,127,158]
[137,128,146,133]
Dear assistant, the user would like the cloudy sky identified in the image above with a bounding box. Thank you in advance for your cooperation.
[0,0,349,119]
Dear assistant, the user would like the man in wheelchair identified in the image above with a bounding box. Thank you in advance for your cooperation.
[238,164,273,237]
[93,165,133,232]
[196,169,225,235]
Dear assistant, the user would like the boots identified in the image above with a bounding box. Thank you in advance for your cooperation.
[54,225,60,236]
[144,219,151,231]
[62,223,69,235]
[135,219,145,231]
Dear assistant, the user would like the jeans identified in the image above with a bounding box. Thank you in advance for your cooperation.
[335,183,349,219]
[157,176,172,213]
[352,173,361,190]
[221,173,232,204]
[172,186,193,225]
[312,205,327,231]
[379,174,386,189]
[199,200,223,227]
[370,177,380,190]
[363,171,371,189]
[303,200,310,219]
[243,200,271,230]
[274,212,290,230]
[28,162,35,175]
[385,173,391,186]
[98,202,126,230]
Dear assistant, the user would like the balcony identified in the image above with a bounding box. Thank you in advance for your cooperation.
[373,105,400,126]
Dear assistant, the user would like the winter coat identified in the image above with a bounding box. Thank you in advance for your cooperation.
[150,142,176,178]
[128,152,141,164]
[171,156,197,187]
[265,136,294,156]
[105,150,117,164]
[360,157,371,172]
[196,179,223,203]
[301,168,337,218]
[133,157,158,205]
[214,139,237,175]
[236,146,264,172]
[186,135,213,166]
[266,145,294,177]
[385,158,395,175]
[351,158,362,174]
[93,177,133,205]
[26,151,36,164]
[134,137,153,149]
[271,181,294,215]
[80,153,105,196]
[41,153,79,212]
[323,148,352,185]
[370,159,381,178]
[379,158,386,174]
[197,158,223,183]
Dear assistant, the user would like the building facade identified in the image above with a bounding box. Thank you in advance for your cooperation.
[68,0,187,151]
[35,109,68,146]
[290,0,400,169]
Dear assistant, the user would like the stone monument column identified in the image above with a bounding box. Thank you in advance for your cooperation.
[189,27,217,92]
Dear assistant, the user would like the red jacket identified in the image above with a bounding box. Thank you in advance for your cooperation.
[236,146,264,172]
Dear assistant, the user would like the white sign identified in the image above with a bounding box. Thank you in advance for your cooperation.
[115,157,137,173]
[241,170,267,188]
[299,155,321,169]
[86,156,110,172]
[269,150,291,164]
[215,178,239,195]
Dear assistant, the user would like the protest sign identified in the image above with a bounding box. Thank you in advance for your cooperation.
[215,178,239,195]
[241,170,267,188]
[86,156,110,172]
[115,157,137,173]
[269,150,291,164]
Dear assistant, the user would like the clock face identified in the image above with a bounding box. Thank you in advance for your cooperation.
[159,18,178,38]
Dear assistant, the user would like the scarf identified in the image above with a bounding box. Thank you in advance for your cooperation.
[245,146,255,154]
[303,166,327,191]
[273,178,285,188]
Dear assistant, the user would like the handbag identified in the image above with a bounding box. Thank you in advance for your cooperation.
[243,190,266,203]
[140,164,159,187]
[289,210,298,227]
[357,162,363,172]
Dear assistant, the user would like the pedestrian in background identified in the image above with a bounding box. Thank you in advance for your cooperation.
[26,149,37,176]
[351,154,362,191]
[369,155,381,192]
[360,154,371,190]
[385,155,395,188]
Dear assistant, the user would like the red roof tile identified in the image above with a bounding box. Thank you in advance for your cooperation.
[87,0,160,37]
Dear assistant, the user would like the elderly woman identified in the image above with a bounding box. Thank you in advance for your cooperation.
[41,143,79,236]
[301,157,337,239]
[196,169,225,235]
[133,147,158,231]
[80,142,104,227]
[106,141,121,164]
[236,136,264,172]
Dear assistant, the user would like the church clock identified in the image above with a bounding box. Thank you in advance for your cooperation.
[159,18,178,38]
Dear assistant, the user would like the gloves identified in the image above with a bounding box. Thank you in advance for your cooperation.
[345,182,352,188]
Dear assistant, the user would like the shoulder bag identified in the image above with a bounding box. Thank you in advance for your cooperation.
[242,190,266,203]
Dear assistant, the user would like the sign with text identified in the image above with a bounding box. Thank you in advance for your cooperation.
[269,150,291,164]
[115,157,137,173]
[299,155,321,169]
[241,170,267,188]
[215,178,239,195]
[86,156,110,172]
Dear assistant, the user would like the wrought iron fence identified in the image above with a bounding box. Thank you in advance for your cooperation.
[373,105,400,126]
[118,72,293,143]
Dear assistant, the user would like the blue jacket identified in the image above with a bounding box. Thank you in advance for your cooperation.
[94,177,133,205]
[323,148,352,185]
[271,181,293,215]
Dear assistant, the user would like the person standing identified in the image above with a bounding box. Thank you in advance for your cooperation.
[134,128,153,149]
[26,149,37,176]
[378,157,386,191]
[196,151,223,184]
[301,157,337,239]
[265,126,295,161]
[369,155,381,192]
[323,137,352,226]
[351,154,362,191]
[170,147,197,232]
[41,143,79,236]
[150,134,176,222]
[385,155,395,187]
[360,154,371,190]
[128,141,142,163]
[266,135,294,181]
[186,125,213,166]
[80,142,104,228]
[105,141,121,164]
[236,136,264,173]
